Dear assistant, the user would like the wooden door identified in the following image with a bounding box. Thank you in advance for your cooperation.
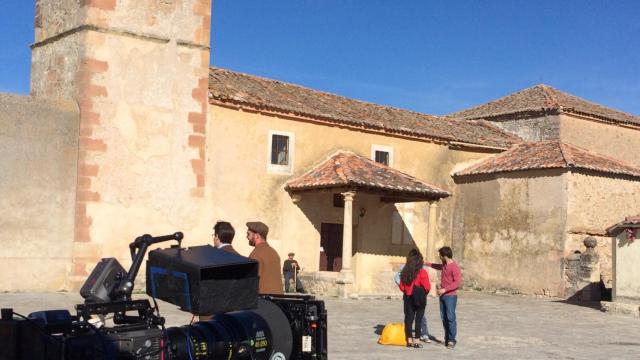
[320,223,343,272]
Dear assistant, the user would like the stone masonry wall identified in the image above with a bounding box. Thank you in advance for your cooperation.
[30,0,212,290]
[565,171,640,289]
[486,115,561,142]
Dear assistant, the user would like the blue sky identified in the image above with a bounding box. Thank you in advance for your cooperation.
[1,1,639,116]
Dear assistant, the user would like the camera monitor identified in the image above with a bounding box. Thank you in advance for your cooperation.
[79,257,127,303]
[146,245,259,315]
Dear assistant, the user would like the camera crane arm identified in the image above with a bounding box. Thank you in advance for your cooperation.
[112,232,184,301]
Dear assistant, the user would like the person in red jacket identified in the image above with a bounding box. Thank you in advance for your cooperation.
[399,249,431,348]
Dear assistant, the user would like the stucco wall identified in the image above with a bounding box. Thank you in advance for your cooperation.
[454,170,569,296]
[0,94,79,291]
[565,172,640,287]
[486,115,560,141]
[613,230,640,300]
[559,114,640,167]
[206,105,490,294]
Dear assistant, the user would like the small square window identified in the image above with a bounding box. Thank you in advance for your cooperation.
[371,144,393,167]
[267,130,294,174]
[375,150,389,166]
[271,134,289,165]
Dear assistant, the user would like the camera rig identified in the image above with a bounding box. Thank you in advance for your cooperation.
[0,232,328,360]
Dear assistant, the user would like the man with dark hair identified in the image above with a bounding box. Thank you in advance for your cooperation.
[212,221,239,255]
[425,246,461,349]
[246,221,283,295]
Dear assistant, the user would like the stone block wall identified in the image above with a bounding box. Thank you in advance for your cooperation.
[30,0,212,289]
[564,237,602,301]
[566,172,640,292]
[486,114,560,141]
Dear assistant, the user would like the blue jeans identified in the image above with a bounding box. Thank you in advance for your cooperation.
[283,271,304,292]
[439,295,457,344]
[420,300,428,337]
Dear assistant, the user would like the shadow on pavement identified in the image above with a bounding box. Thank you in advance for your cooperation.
[552,299,602,311]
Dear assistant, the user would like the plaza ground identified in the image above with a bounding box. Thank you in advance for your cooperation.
[1,291,639,359]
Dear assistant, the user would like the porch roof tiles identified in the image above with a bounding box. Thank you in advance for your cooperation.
[285,151,450,200]
[454,141,640,179]
[606,215,640,236]
[208,67,520,149]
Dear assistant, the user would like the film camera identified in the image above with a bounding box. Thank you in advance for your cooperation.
[0,232,327,359]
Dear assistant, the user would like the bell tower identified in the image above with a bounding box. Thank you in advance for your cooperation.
[30,0,212,288]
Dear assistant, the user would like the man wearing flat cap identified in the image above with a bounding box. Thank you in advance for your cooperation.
[283,252,305,293]
[247,221,283,295]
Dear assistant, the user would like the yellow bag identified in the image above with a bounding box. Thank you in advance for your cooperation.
[378,322,407,346]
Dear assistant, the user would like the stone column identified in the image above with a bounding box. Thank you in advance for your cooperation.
[337,191,355,297]
[341,191,355,274]
[426,201,438,262]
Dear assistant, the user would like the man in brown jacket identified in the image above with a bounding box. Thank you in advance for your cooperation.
[246,221,283,295]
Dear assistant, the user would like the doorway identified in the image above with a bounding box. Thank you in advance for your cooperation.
[320,223,343,272]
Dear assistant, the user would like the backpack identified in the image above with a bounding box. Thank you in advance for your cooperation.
[412,284,427,308]
[378,323,407,346]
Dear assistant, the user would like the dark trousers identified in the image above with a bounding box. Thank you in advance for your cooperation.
[283,271,304,292]
[403,295,425,340]
[439,295,457,344]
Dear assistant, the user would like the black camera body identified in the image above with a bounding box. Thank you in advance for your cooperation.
[0,232,328,360]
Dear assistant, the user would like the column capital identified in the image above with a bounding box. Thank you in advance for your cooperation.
[429,200,438,208]
[342,191,356,202]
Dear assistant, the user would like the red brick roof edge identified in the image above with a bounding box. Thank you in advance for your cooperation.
[454,140,640,179]
[285,151,450,199]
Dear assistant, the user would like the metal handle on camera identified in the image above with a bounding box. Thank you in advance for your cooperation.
[113,232,184,300]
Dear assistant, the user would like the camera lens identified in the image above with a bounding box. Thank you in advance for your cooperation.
[165,299,293,360]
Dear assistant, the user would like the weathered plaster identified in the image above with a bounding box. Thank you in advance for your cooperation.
[612,230,640,300]
[559,114,640,167]
[0,94,79,291]
[454,170,569,296]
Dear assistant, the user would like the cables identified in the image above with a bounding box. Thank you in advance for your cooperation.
[10,311,64,345]
[152,294,173,359]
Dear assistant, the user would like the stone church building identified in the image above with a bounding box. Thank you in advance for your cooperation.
[1,0,639,298]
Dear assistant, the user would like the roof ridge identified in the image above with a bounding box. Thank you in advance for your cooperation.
[556,141,574,167]
[538,84,561,109]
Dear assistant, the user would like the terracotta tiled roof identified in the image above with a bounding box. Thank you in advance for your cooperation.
[285,151,450,200]
[606,215,640,236]
[449,84,640,127]
[208,67,520,148]
[454,141,640,178]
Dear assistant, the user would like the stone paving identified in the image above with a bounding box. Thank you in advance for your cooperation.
[1,291,640,359]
